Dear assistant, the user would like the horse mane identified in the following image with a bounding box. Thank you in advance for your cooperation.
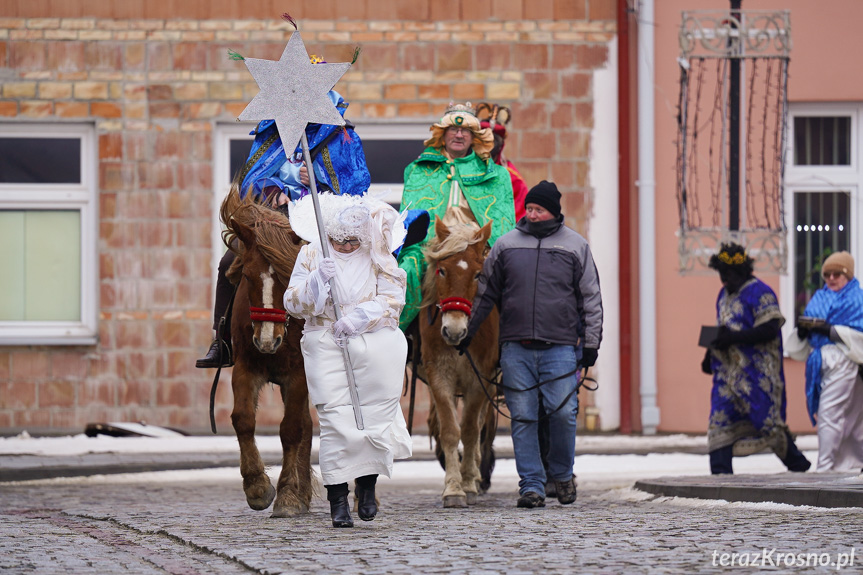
[420,222,484,309]
[220,181,302,287]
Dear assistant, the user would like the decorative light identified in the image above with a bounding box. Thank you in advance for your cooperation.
[825,225,830,231]
[796,225,802,232]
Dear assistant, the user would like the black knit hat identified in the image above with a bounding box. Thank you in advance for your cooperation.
[525,180,561,218]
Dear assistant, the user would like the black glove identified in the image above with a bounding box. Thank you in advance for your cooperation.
[710,326,737,351]
[701,348,713,375]
[797,326,810,339]
[581,347,598,367]
[455,336,472,356]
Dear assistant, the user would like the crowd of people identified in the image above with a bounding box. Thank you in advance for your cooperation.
[199,92,863,527]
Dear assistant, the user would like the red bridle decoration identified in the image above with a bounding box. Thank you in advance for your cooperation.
[249,307,287,323]
[438,297,472,317]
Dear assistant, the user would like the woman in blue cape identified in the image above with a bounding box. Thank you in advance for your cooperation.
[787,251,863,471]
[702,243,811,474]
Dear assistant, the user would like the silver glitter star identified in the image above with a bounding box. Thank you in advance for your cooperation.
[238,32,351,153]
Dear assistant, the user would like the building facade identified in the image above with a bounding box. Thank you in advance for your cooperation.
[0,0,618,434]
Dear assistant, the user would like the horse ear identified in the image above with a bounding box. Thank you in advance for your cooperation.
[233,219,256,250]
[434,217,451,242]
[477,221,493,245]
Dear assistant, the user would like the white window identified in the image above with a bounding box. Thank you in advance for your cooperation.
[782,103,862,334]
[0,124,97,345]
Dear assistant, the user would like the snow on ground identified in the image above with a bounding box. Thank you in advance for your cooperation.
[0,431,819,457]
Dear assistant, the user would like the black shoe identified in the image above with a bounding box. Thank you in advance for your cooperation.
[553,476,577,504]
[355,484,377,521]
[195,339,233,369]
[516,491,546,509]
[330,495,354,528]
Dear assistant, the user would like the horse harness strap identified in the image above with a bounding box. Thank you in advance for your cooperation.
[250,306,288,324]
[210,283,239,435]
[438,297,472,317]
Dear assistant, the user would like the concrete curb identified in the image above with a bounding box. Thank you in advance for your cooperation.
[635,472,863,509]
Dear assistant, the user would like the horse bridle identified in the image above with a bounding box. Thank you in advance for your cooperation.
[249,306,288,324]
[438,297,472,317]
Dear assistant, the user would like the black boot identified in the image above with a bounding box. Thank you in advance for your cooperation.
[355,474,378,521]
[781,433,812,472]
[326,483,353,528]
[195,338,233,369]
[709,445,734,475]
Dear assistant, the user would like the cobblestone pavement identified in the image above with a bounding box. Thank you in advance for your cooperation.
[1,471,862,575]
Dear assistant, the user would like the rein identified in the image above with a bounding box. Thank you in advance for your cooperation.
[250,306,288,323]
[463,347,598,424]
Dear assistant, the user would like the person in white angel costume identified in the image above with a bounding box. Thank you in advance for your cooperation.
[284,192,412,528]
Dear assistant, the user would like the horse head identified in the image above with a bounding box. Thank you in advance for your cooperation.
[232,217,292,355]
[427,218,492,346]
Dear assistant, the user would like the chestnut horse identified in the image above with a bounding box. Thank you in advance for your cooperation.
[220,187,313,517]
[420,218,499,507]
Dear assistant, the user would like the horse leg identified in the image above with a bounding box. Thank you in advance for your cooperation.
[428,380,467,508]
[459,389,486,505]
[272,374,313,517]
[478,397,497,494]
[231,369,276,510]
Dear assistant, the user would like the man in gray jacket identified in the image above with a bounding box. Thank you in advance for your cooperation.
[458,180,603,509]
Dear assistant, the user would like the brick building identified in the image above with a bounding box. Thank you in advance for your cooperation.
[0,0,617,434]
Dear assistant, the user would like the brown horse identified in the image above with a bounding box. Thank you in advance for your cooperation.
[220,187,313,517]
[420,218,499,507]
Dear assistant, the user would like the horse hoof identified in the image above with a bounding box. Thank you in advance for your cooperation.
[466,492,477,505]
[246,483,276,511]
[271,502,309,517]
[443,495,468,508]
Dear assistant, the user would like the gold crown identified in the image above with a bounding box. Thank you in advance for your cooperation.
[717,251,747,265]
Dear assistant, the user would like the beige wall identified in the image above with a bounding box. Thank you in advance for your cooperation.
[0,0,616,433]
[653,0,863,433]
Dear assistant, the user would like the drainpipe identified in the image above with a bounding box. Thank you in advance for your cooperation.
[638,0,660,434]
[617,0,633,434]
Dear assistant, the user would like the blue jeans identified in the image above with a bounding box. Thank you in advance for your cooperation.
[500,342,580,497]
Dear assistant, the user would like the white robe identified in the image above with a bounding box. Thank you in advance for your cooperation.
[787,326,863,471]
[285,242,412,485]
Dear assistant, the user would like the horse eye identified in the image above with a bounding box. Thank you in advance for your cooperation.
[474,272,480,281]
[437,268,445,277]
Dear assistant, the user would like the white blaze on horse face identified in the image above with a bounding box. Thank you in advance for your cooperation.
[456,260,468,271]
[259,265,275,345]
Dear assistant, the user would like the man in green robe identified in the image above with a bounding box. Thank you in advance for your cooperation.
[398,103,516,330]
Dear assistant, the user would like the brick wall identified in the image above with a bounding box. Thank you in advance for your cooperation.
[0,0,615,434]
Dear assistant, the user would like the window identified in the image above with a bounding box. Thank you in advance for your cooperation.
[0,124,97,345]
[352,123,428,205]
[782,104,862,333]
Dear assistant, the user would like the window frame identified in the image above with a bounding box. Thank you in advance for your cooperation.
[0,123,98,345]
[781,103,863,339]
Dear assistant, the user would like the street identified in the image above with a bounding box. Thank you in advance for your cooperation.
[1,458,861,574]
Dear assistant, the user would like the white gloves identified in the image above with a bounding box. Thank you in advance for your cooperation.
[332,316,358,347]
[316,258,337,283]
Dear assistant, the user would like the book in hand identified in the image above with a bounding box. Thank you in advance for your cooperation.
[698,325,720,348]
[797,316,828,329]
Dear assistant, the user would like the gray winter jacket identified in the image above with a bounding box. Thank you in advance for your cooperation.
[467,217,603,349]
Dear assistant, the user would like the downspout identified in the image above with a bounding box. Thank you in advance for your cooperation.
[638,0,660,434]
[617,0,633,434]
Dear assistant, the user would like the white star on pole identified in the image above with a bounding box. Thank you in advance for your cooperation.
[238,32,351,154]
